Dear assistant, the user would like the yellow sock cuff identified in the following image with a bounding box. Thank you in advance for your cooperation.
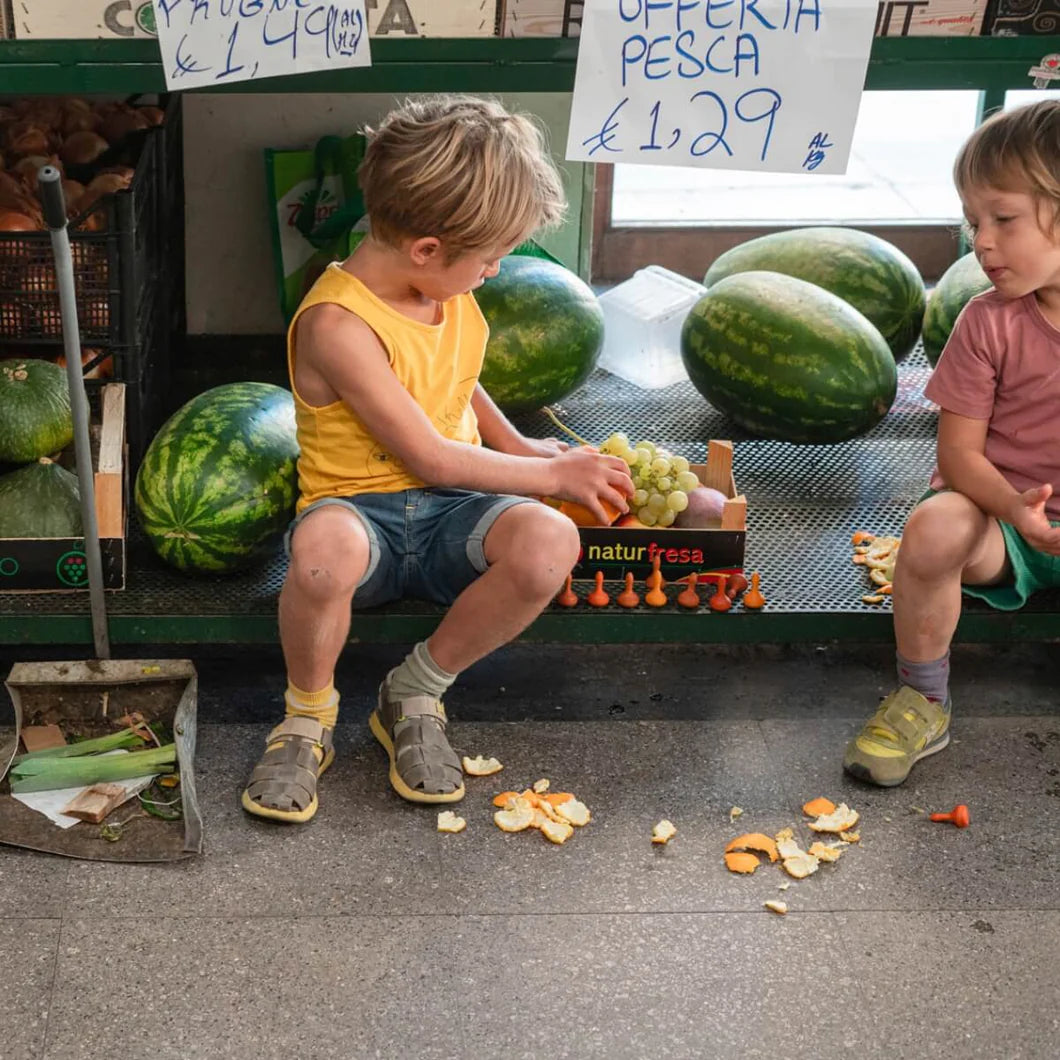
[285,681,339,730]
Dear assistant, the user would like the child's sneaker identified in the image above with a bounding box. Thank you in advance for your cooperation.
[843,686,951,787]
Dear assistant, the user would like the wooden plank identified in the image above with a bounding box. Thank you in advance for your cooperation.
[721,495,747,532]
[704,440,734,497]
[94,383,125,541]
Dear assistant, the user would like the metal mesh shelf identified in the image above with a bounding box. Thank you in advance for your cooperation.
[2,349,1058,645]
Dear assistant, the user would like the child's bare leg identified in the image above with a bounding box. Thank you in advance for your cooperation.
[243,507,370,822]
[279,506,371,690]
[428,504,580,671]
[844,490,1009,786]
[372,504,579,805]
[892,491,1009,661]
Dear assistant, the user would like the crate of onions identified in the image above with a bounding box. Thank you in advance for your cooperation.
[0,95,172,358]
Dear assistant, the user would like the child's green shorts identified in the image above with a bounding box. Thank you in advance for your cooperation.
[922,489,1060,612]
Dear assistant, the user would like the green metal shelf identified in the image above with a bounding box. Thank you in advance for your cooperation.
[0,36,1057,95]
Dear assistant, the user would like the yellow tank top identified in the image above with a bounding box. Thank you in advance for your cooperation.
[288,263,487,511]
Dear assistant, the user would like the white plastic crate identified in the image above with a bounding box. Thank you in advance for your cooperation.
[597,266,706,390]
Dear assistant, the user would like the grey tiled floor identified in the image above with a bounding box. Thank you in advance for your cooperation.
[2,642,1058,1060]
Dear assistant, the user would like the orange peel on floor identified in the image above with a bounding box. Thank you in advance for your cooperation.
[462,755,503,776]
[540,818,575,845]
[808,803,860,833]
[494,797,535,833]
[840,830,861,843]
[764,899,788,915]
[724,832,779,862]
[492,791,521,808]
[802,796,836,818]
[808,841,844,863]
[554,798,591,827]
[532,778,550,794]
[724,851,760,874]
[652,820,677,844]
[542,791,576,807]
[436,811,466,834]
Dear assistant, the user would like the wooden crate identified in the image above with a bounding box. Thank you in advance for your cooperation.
[0,382,126,592]
[570,440,747,582]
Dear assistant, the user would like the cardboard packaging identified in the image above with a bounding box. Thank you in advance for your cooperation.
[569,440,747,582]
[982,0,1060,36]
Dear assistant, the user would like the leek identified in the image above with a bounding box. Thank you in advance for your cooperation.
[9,744,177,794]
[12,726,149,765]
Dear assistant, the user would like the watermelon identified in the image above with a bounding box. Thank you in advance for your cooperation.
[0,358,73,464]
[135,383,299,574]
[681,271,898,444]
[0,458,81,537]
[922,252,992,367]
[704,227,926,363]
[473,256,604,413]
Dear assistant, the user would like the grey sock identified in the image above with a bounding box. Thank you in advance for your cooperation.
[386,641,457,702]
[896,650,950,705]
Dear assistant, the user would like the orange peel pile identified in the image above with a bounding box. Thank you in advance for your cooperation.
[492,786,591,845]
[851,531,901,605]
[723,797,864,898]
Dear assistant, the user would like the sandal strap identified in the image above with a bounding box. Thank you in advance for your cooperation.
[378,692,447,732]
[245,717,333,813]
[392,715,462,792]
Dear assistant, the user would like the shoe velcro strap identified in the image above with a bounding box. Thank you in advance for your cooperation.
[879,688,945,748]
[268,716,332,749]
[391,695,446,725]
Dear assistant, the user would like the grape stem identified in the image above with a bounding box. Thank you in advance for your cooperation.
[542,407,593,448]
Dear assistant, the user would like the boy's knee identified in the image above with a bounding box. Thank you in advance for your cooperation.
[495,506,580,595]
[288,518,370,600]
[902,493,987,571]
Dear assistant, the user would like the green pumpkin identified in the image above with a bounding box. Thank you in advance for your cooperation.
[0,458,82,538]
[0,358,73,464]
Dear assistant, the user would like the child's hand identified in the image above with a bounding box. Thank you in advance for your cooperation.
[520,437,569,458]
[549,446,634,526]
[1009,484,1060,556]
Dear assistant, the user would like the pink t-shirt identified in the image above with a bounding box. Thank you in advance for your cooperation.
[925,290,1060,518]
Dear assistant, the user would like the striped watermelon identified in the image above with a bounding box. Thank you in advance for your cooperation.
[922,252,991,367]
[473,256,604,414]
[681,271,897,444]
[704,227,926,362]
[135,383,299,574]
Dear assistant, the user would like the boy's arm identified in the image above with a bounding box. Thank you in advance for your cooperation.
[302,309,631,520]
[937,410,1060,553]
[470,385,567,458]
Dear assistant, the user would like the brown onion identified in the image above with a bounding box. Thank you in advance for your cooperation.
[0,209,39,231]
[60,130,109,167]
[4,121,52,158]
[99,107,149,145]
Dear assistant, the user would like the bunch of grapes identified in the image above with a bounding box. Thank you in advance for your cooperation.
[599,432,701,528]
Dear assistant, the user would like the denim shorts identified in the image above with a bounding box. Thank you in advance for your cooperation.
[284,488,534,609]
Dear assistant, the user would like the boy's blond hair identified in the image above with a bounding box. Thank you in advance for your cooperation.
[954,99,1060,229]
[358,95,566,257]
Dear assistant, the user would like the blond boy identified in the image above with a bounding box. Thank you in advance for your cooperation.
[243,96,633,821]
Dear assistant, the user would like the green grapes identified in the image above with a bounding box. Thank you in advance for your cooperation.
[601,432,701,527]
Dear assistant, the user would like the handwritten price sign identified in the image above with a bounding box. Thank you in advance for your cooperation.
[566,0,877,174]
[153,0,371,91]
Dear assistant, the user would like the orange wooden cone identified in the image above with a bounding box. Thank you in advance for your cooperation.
[644,571,667,607]
[726,572,749,600]
[930,804,970,828]
[617,572,640,608]
[708,573,731,612]
[587,571,610,607]
[743,572,765,609]
[651,553,665,586]
[677,572,700,609]
[556,573,578,607]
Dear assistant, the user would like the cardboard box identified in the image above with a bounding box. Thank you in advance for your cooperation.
[874,0,987,36]
[366,0,499,37]
[983,0,1060,37]
[0,382,126,592]
[12,1,500,39]
[500,0,987,37]
[570,440,747,582]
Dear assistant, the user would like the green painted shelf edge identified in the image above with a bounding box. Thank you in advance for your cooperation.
[3,607,1059,648]
[0,36,1057,94]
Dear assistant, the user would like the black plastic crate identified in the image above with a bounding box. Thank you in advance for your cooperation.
[0,95,182,359]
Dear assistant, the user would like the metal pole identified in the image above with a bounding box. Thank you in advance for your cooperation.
[37,165,111,660]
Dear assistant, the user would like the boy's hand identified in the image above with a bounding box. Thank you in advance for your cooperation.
[549,446,634,526]
[519,437,569,459]
[1008,484,1060,556]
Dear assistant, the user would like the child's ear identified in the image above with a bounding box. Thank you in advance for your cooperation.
[409,236,442,266]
